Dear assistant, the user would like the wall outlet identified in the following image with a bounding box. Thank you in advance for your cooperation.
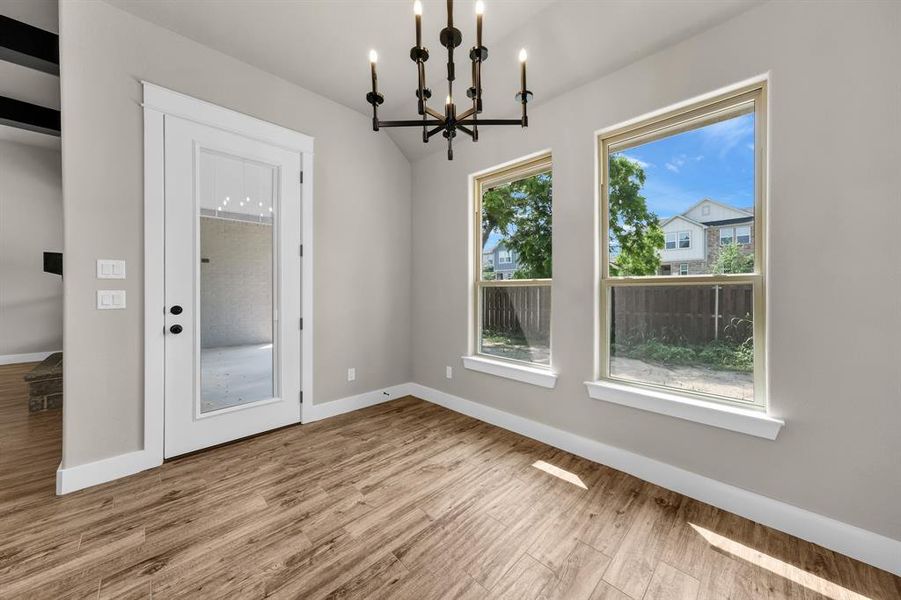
[446,366,453,379]
[347,368,356,382]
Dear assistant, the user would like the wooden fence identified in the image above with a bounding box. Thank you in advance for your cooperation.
[482,284,753,345]
[481,285,551,340]
[611,284,753,345]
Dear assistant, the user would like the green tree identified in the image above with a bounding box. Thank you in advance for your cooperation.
[711,242,754,274]
[607,155,663,276]
[481,172,552,279]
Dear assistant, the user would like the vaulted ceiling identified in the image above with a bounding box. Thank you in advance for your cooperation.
[107,0,763,161]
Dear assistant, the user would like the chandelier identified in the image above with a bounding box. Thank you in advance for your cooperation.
[366,0,532,160]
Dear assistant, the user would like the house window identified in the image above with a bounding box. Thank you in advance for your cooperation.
[665,231,691,250]
[474,153,553,367]
[719,228,734,245]
[600,82,766,407]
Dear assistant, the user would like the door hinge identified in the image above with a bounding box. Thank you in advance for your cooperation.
[299,171,304,184]
[299,244,303,257]
[300,318,303,330]
[300,391,303,404]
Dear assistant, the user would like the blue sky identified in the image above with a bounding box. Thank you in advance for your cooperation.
[614,112,755,219]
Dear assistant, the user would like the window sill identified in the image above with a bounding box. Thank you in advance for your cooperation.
[462,356,558,389]
[584,379,783,440]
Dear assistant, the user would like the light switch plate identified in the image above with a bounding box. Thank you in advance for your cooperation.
[347,368,356,382]
[97,259,126,279]
[97,290,126,310]
[446,366,453,379]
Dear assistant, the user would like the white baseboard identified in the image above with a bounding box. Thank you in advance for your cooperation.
[55,382,413,496]
[302,382,414,423]
[408,383,901,577]
[56,450,162,495]
[0,350,61,366]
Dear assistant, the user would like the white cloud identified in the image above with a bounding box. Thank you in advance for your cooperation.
[665,154,688,173]
[701,113,755,157]
[621,153,652,169]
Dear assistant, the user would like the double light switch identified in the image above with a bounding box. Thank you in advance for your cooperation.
[97,260,126,309]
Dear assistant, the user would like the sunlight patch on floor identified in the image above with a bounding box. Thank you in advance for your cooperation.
[689,524,871,600]
[531,460,587,489]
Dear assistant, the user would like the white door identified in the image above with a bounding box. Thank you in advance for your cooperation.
[163,115,302,458]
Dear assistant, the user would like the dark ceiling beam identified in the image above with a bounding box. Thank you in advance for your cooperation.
[0,15,59,76]
[0,96,60,136]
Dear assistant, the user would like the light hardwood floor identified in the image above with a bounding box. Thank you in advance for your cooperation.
[1,362,898,599]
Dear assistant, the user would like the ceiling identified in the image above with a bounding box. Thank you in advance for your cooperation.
[200,151,275,222]
[106,0,762,161]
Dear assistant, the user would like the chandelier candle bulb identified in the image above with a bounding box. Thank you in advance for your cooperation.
[369,49,378,95]
[519,48,527,91]
[414,0,422,48]
[475,1,484,49]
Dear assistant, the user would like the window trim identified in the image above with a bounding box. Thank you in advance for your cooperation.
[679,263,689,275]
[470,152,554,372]
[735,225,751,245]
[596,80,767,410]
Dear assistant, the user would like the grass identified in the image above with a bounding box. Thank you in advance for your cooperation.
[612,338,753,372]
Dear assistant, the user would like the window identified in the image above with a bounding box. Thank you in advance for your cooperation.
[599,82,766,408]
[719,228,734,246]
[665,231,691,250]
[474,153,552,368]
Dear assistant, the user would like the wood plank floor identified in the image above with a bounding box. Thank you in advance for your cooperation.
[1,362,898,599]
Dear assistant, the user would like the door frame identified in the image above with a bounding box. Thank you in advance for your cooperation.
[143,82,314,466]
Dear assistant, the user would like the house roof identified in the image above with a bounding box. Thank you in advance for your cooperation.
[660,214,706,228]
[684,197,754,217]
[702,216,754,226]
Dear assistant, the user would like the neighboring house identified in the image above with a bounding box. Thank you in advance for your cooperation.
[482,241,519,279]
[658,198,754,275]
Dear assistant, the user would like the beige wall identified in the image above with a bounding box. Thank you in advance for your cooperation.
[411,0,901,540]
[0,140,63,357]
[59,1,412,467]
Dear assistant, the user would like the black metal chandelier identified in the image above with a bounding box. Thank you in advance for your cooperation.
[366,0,532,160]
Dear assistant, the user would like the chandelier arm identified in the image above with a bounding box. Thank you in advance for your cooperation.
[378,119,444,128]
[426,124,445,139]
[424,106,446,121]
[456,106,476,121]
[458,118,524,126]
[457,124,475,138]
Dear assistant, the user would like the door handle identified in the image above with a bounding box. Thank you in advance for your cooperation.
[169,324,183,334]
[170,305,183,315]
